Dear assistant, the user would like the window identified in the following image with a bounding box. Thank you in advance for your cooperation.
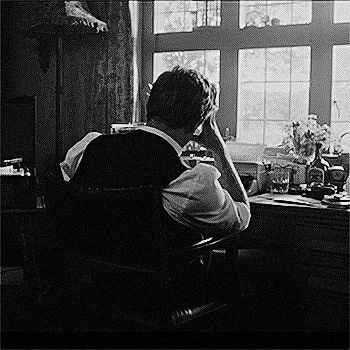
[141,1,349,146]
[154,0,221,34]
[153,50,220,103]
[237,47,310,145]
[331,45,350,143]
[239,0,312,28]
[153,50,220,82]
[334,1,350,23]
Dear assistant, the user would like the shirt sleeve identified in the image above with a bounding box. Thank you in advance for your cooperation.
[162,163,251,234]
[60,132,102,181]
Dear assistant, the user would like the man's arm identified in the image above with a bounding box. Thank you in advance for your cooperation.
[193,115,249,209]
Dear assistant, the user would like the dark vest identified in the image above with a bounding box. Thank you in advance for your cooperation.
[71,130,187,188]
[71,130,201,248]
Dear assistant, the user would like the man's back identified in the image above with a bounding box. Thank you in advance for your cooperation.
[71,130,187,189]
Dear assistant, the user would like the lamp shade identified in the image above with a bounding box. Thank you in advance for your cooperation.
[26,0,108,35]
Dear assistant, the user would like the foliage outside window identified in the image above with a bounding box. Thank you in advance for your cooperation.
[237,46,310,146]
[142,1,349,146]
[239,0,312,28]
[154,0,221,34]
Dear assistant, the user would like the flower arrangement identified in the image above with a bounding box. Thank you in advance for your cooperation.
[283,115,331,163]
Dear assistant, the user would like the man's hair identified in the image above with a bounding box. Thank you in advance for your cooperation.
[146,66,217,131]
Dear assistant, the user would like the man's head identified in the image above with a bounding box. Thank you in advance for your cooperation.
[146,66,217,134]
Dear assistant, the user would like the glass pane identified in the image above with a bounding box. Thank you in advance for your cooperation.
[154,50,220,82]
[334,1,350,23]
[238,46,310,145]
[164,11,185,33]
[332,45,350,126]
[154,0,221,34]
[238,83,265,120]
[236,120,264,144]
[292,1,312,25]
[153,51,220,104]
[332,45,350,81]
[291,46,311,81]
[238,49,266,82]
[267,2,292,26]
[153,52,184,80]
[332,82,350,122]
[265,82,290,120]
[331,122,350,152]
[239,0,311,28]
[266,47,291,82]
[290,82,310,119]
[239,3,268,29]
[265,121,287,146]
[204,50,220,83]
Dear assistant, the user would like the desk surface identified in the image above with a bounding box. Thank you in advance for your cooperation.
[1,197,46,215]
[250,193,350,212]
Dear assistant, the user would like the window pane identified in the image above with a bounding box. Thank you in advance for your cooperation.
[290,82,310,119]
[332,45,350,81]
[265,82,290,119]
[238,83,265,120]
[153,50,220,105]
[265,121,287,146]
[239,0,311,28]
[154,50,220,82]
[267,1,292,26]
[238,49,266,82]
[154,0,221,34]
[332,45,350,125]
[292,1,312,25]
[291,46,311,81]
[238,46,311,145]
[334,1,350,23]
[236,120,264,144]
[331,122,350,152]
[266,47,291,81]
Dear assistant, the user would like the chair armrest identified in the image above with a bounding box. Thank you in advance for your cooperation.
[168,232,238,259]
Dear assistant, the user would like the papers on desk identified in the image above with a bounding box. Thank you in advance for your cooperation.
[0,165,25,176]
[256,193,323,207]
[273,195,323,207]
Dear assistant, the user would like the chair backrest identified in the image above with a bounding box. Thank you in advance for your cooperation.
[45,172,166,271]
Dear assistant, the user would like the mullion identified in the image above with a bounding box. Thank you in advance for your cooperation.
[146,1,347,138]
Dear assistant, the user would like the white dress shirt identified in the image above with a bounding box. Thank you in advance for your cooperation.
[60,127,250,233]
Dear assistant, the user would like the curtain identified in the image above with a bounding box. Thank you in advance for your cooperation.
[18,0,134,152]
[63,1,133,150]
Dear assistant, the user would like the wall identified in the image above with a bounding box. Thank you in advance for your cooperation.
[2,2,56,175]
[1,1,135,175]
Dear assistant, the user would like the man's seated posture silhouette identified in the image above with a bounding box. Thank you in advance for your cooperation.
[60,66,250,250]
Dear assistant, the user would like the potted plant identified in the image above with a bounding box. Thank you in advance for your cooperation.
[282,115,331,164]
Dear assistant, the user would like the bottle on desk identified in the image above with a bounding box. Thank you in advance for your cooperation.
[307,142,330,186]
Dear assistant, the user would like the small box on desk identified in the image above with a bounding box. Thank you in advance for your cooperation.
[233,161,269,195]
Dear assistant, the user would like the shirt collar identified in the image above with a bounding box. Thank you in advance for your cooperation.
[136,125,183,156]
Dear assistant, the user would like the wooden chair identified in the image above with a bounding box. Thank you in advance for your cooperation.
[44,171,240,330]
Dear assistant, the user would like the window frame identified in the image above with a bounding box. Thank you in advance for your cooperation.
[140,1,349,139]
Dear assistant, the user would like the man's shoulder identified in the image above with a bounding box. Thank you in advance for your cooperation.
[190,162,221,179]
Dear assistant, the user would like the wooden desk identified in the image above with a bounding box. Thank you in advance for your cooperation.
[1,200,46,295]
[240,194,349,331]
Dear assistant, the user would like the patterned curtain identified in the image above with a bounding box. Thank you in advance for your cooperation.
[63,1,133,150]
[18,0,134,152]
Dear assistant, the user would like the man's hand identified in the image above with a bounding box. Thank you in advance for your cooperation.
[193,114,249,209]
[192,115,226,153]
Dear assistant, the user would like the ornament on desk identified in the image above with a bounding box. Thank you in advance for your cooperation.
[328,165,347,192]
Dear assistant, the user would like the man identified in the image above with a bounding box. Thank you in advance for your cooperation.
[60,66,250,241]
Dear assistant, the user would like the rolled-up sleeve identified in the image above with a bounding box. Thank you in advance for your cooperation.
[60,132,101,181]
[162,163,250,234]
